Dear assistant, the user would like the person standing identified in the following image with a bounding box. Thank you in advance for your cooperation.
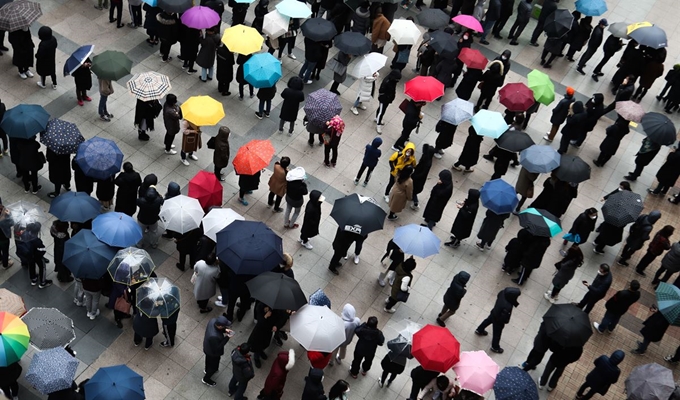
[82,276,103,320]
[215,43,234,93]
[651,241,680,286]
[476,209,510,251]
[392,100,424,151]
[97,77,114,121]
[508,0,532,45]
[631,305,670,355]
[283,167,308,229]
[575,263,612,314]
[180,121,201,166]
[128,0,143,28]
[491,0,514,39]
[278,77,304,134]
[114,162,141,216]
[247,301,277,368]
[422,170,453,229]
[543,87,575,142]
[575,351,624,399]
[371,7,391,53]
[277,19,299,59]
[45,148,71,198]
[478,0,500,45]
[635,225,674,276]
[192,255,219,312]
[544,245,583,303]
[236,168,260,206]
[593,280,640,333]
[633,56,664,101]
[537,345,583,392]
[557,101,587,154]
[593,117,630,167]
[475,61,504,110]
[109,0,124,27]
[475,287,521,353]
[332,303,361,366]
[132,312,159,350]
[384,257,416,312]
[350,72,378,116]
[375,69,401,134]
[156,11,179,62]
[259,349,295,399]
[72,58,93,107]
[410,144,436,209]
[514,167,539,213]
[136,187,163,249]
[513,234,551,285]
[229,343,255,398]
[591,34,624,81]
[212,126,230,181]
[35,26,57,89]
[323,116,344,168]
[445,189,480,248]
[299,190,324,250]
[383,143,416,202]
[0,361,22,400]
[562,208,598,251]
[202,316,233,387]
[617,210,661,266]
[162,94,182,154]
[658,64,680,101]
[349,316,385,378]
[8,27,34,79]
[255,83,277,119]
[650,147,680,195]
[452,126,483,172]
[160,305,179,348]
[267,157,289,213]
[134,98,162,141]
[50,221,72,282]
[433,119,457,159]
[437,271,470,326]
[387,166,414,221]
[529,0,558,46]
[18,137,43,195]
[301,368,326,400]
[407,366,440,400]
[197,28,220,82]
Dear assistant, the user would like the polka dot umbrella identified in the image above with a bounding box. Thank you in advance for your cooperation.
[40,119,85,155]
[493,366,539,400]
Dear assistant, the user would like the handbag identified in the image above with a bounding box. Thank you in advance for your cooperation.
[114,291,131,314]
[562,233,581,243]
[398,99,409,113]
[190,270,198,284]
[206,137,216,149]
[395,290,410,302]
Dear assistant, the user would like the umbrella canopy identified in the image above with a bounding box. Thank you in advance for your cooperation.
[499,83,535,112]
[0,289,26,317]
[412,325,460,372]
[48,192,101,223]
[180,6,220,29]
[480,179,518,215]
[107,247,155,286]
[309,289,331,307]
[452,14,483,32]
[158,0,191,12]
[350,52,387,78]
[85,365,145,400]
[441,98,474,125]
[63,229,117,279]
[519,145,560,173]
[91,50,133,81]
[453,351,499,395]
[301,17,337,41]
[625,363,675,400]
[627,21,653,35]
[575,0,607,16]
[543,304,592,347]
[544,9,574,38]
[159,195,204,234]
[0,312,29,367]
[6,201,47,242]
[21,308,75,350]
[0,0,40,31]
[527,69,555,105]
[331,194,386,235]
[416,8,449,29]
[40,119,84,155]
[493,367,539,400]
[554,154,591,183]
[386,334,414,365]
[262,10,289,38]
[393,224,440,258]
[180,95,225,126]
[387,19,421,45]
[188,170,223,210]
[136,278,180,318]
[608,22,629,39]
[232,139,275,175]
[63,44,94,76]
[615,101,645,122]
[601,190,643,227]
[629,25,667,49]
[290,304,345,352]
[244,53,282,88]
[405,76,444,102]
[75,137,123,180]
[334,31,372,56]
[656,282,680,326]
[428,30,458,59]
[383,320,422,343]
[304,89,342,125]
[470,110,508,139]
[26,347,79,394]
[496,130,534,152]
[641,112,677,145]
[518,208,561,237]
[246,271,307,311]
[127,71,172,101]
[275,0,311,18]
[201,208,244,242]
[458,47,488,70]
[1,104,49,139]
[92,212,143,247]
[216,220,284,275]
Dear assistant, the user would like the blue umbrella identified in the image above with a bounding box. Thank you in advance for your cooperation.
[63,230,117,279]
[493,366,539,400]
[63,44,94,76]
[85,365,145,400]
[0,104,50,139]
[575,0,607,16]
[216,220,284,275]
[92,212,143,248]
[75,137,124,180]
[25,347,79,395]
[40,119,85,154]
[309,289,331,308]
[141,0,158,6]
[470,110,508,139]
[480,179,518,215]
[48,192,101,223]
[519,144,561,174]
[275,0,311,18]
[244,53,282,88]
[393,224,440,258]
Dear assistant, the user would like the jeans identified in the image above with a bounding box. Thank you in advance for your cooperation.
[356,164,374,183]
[597,310,621,332]
[258,99,271,115]
[83,290,101,315]
[228,376,248,399]
[98,94,108,116]
[353,98,361,108]
[201,67,214,80]
[180,151,194,161]
[284,203,301,227]
[129,4,142,25]
[73,280,84,304]
[480,19,497,40]
[323,144,338,165]
[137,220,160,248]
[279,119,294,133]
[299,60,316,81]
[268,192,282,209]
[350,350,375,375]
[375,102,389,125]
[477,316,503,349]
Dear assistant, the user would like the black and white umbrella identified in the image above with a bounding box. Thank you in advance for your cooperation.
[601,190,643,227]
[21,308,76,350]
[127,71,172,102]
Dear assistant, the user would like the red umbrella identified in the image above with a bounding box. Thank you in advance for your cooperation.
[412,324,460,372]
[499,82,535,112]
[404,76,445,102]
[232,139,276,175]
[188,171,223,210]
[458,47,488,70]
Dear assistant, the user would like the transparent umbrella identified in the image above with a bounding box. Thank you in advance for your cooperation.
[107,247,156,285]
[6,201,47,242]
[136,278,180,318]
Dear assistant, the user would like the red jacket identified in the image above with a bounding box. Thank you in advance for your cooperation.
[307,351,332,369]
[261,350,295,399]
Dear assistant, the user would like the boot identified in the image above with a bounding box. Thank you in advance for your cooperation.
[378,271,387,287]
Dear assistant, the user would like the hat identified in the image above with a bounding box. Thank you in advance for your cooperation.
[216,316,232,326]
[599,18,608,26]
[566,87,575,96]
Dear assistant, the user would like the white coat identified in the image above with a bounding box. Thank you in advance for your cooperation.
[357,72,379,103]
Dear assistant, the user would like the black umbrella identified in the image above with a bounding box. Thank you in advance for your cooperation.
[158,0,191,13]
[543,304,593,347]
[641,112,677,145]
[387,335,414,366]
[215,220,284,275]
[554,154,591,183]
[496,130,535,152]
[416,8,449,29]
[428,30,458,59]
[518,208,561,238]
[544,9,574,38]
[245,271,308,311]
[301,17,337,42]
[334,32,372,56]
[330,193,387,235]
[602,190,643,227]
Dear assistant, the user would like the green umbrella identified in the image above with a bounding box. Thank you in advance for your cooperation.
[91,50,133,81]
[527,69,555,106]
[656,282,680,326]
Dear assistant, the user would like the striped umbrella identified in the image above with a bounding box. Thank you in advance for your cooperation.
[0,311,29,367]
[0,0,41,32]
[25,347,79,394]
[127,71,172,101]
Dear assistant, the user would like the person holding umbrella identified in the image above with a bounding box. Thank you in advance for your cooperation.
[651,241,680,287]
[0,361,22,400]
[557,101,587,155]
[72,58,93,107]
[247,301,277,368]
[45,148,71,199]
[593,280,640,333]
[216,43,234,93]
[132,309,159,350]
[197,28,220,83]
[475,287,520,353]
[650,146,680,195]
[134,98,162,141]
[513,233,551,286]
[538,344,584,392]
[575,350,625,399]
[529,0,558,46]
[625,137,663,181]
[617,210,661,266]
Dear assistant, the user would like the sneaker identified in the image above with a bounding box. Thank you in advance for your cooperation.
[433,152,442,159]
[187,69,197,74]
[32,185,42,194]
[361,369,367,376]
[19,72,27,79]
[354,178,359,185]
[376,124,383,134]
[255,112,263,119]
[36,81,45,88]
[305,80,313,84]
[384,195,389,203]
[189,154,198,161]
[160,341,172,347]
[538,379,545,390]
[664,355,678,364]
[350,107,359,115]
[383,307,395,313]
[215,300,226,307]
[287,53,297,60]
[164,149,177,155]
[410,203,419,210]
[74,299,84,306]
[475,329,488,336]
[100,115,111,122]
[378,276,385,287]
[387,214,398,221]
[559,249,568,257]
[617,259,629,267]
[31,279,38,286]
[202,378,217,387]
[180,159,190,166]
[593,322,603,333]
[452,164,463,171]
[353,255,359,264]
[89,309,100,320]
[542,135,552,142]
[490,347,504,354]
[300,239,313,250]
[25,70,34,77]
[358,104,367,110]
[83,96,92,102]
[635,270,647,277]
[391,145,401,151]
[77,100,84,106]
[362,181,368,187]
[238,197,249,206]
[378,378,384,388]
[38,280,52,289]
[547,387,555,392]
[475,242,485,251]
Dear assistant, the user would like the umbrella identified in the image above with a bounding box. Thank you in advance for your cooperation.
[575,0,607,16]
[85,365,145,400]
[333,31,372,56]
[40,119,85,155]
[608,22,629,39]
[180,6,220,29]
[0,104,49,139]
[657,283,680,325]
[304,89,342,124]
[91,50,133,81]
[0,289,26,317]
[290,304,345,352]
[63,230,117,279]
[480,179,518,215]
[615,101,645,122]
[527,69,555,105]
[554,154,591,183]
[629,25,667,49]
[136,278,180,318]
[308,289,331,307]
[416,8,449,29]
[300,17,337,42]
[350,52,387,78]
[63,44,94,77]
[331,194,386,235]
[107,247,155,286]
[6,201,47,242]
[0,0,40,31]
[518,208,561,237]
[544,9,574,38]
[181,95,225,126]
[387,19,422,45]
[275,0,311,18]
[625,363,675,400]
[159,195,204,234]
[458,47,488,70]
[141,0,157,4]
[627,21,653,35]
[75,137,123,180]
[393,224,440,258]
[48,192,101,223]
[470,110,508,139]
[244,53,282,88]
[188,170,223,209]
[601,190,643,227]
[246,271,307,311]
[441,98,474,125]
[127,71,172,101]
[499,83,535,112]
[383,319,422,343]
[519,145,560,173]
[452,14,483,32]
[386,335,413,365]
[641,112,677,145]
[453,351,499,395]
[92,212,143,247]
[496,130,534,152]
[427,30,457,59]
[0,312,29,367]
[232,139,275,175]
[158,0,191,13]
[25,347,79,394]
[216,220,284,275]
[262,10,289,38]
[542,304,592,347]
[412,325,460,372]
[493,367,538,400]
[21,308,75,350]
[405,76,444,102]
[201,208,244,242]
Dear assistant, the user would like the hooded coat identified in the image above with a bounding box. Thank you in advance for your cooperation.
[216,44,234,85]
[599,118,630,156]
[301,368,326,400]
[8,29,34,68]
[552,249,583,288]
[351,6,370,34]
[36,26,57,77]
[354,322,385,356]
[378,69,401,104]
[490,287,520,324]
[520,235,551,270]
[560,101,587,140]
[362,137,382,168]
[656,150,680,186]
[450,189,480,240]
[46,149,71,185]
[625,211,661,251]
[261,349,295,399]
[661,242,680,273]
[443,271,470,310]
[279,78,305,121]
[550,94,575,125]
[568,210,597,244]
[584,351,624,395]
[300,190,323,240]
[388,142,417,177]
[457,126,483,168]
[138,174,157,198]
[247,301,277,352]
[72,158,93,194]
[584,94,604,133]
[478,209,510,244]
[504,229,533,273]
[134,99,162,131]
[340,304,361,347]
[411,145,436,196]
[456,68,483,100]
[136,187,163,225]
[423,170,453,222]
[213,126,231,169]
[479,61,505,98]
[434,120,457,150]
[133,312,159,338]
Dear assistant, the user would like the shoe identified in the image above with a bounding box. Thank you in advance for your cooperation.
[475,329,488,336]
[378,378,384,388]
[32,185,42,194]
[576,67,585,75]
[353,255,359,264]
[391,145,402,151]
[387,214,398,221]
[272,207,284,213]
[38,280,52,289]
[362,181,368,187]
[433,152,442,159]
[592,74,599,82]
[475,243,485,251]
[83,96,92,102]
[350,106,359,115]
[383,307,396,313]
[26,70,34,78]
[436,318,445,327]
[215,300,226,307]
[539,59,545,66]
[300,240,313,250]
[36,81,45,88]
[19,72,27,79]
[592,246,604,255]
[287,53,296,60]
[89,309,100,320]
[238,197,248,205]
[511,278,521,285]
[202,378,217,387]
[480,39,489,45]
[255,112,263,119]
[538,379,545,390]
[384,195,389,203]
[328,267,339,275]
[635,270,646,277]
[77,100,84,106]
[596,72,604,76]
[376,124,383,134]
[451,164,463,171]
[47,192,59,198]
[354,178,359,185]
[305,80,313,84]
[138,132,150,141]
[358,104,367,110]
[187,69,197,74]
[160,341,172,348]
[52,84,57,89]
[180,159,190,166]
[189,154,198,161]
[542,135,553,142]
[544,64,552,69]
[164,149,177,155]
[631,348,645,355]
[617,259,629,267]
[593,322,603,333]
[664,355,678,364]
[490,347,504,354]
[493,34,503,39]
[509,40,519,45]
[547,387,555,392]
[199,307,213,314]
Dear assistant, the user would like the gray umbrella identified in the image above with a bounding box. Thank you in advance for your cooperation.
[416,8,450,29]
[441,98,474,126]
[25,347,79,394]
[21,308,76,350]
[625,363,675,400]
[629,25,667,49]
[601,190,643,227]
[608,22,629,38]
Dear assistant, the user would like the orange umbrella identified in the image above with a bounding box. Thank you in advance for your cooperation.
[232,139,276,175]
[188,171,223,210]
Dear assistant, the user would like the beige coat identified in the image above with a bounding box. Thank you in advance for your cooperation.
[99,79,114,96]
[268,163,288,197]
[389,178,413,213]
[515,167,539,198]
[371,14,391,44]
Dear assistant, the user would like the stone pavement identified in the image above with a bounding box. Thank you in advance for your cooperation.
[1,0,680,398]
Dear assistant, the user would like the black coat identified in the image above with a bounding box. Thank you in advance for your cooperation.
[46,149,71,185]
[587,25,605,50]
[410,366,440,388]
[457,126,483,168]
[378,71,400,104]
[18,139,43,172]
[411,147,435,196]
[640,311,670,343]
[595,221,624,246]
[303,37,322,63]
[443,271,469,310]
[155,12,179,43]
[599,120,629,156]
[450,190,479,240]
[456,68,483,100]
[133,312,159,338]
[604,288,640,316]
[422,172,453,223]
[134,99,162,131]
[504,229,532,272]
[568,211,596,244]
[301,369,326,400]
[353,323,384,356]
[478,209,509,244]
[279,87,305,121]
[0,362,22,388]
[96,176,115,201]
[602,34,623,56]
[36,27,57,77]
[8,29,34,68]
[257,86,277,101]
[489,287,520,324]
[196,32,220,68]
[72,158,93,194]
[656,151,680,186]
[520,236,551,270]
[537,0,557,23]
[247,302,276,352]
[301,190,322,239]
[381,353,406,374]
[236,54,251,85]
[114,170,142,216]
[560,110,588,141]
[143,4,162,34]
[550,95,574,125]
[136,187,163,225]
[216,45,234,84]
[434,120,456,150]
[72,62,92,91]
[479,69,504,98]
[179,25,201,60]
[585,353,623,395]
[434,57,458,87]
[238,171,261,191]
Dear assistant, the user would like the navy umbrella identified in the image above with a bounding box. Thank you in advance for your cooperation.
[301,18,337,42]
[25,347,79,394]
[493,366,539,400]
[75,137,124,180]
[216,220,284,275]
[480,179,518,215]
[48,192,101,223]
[85,365,145,400]
[63,44,94,76]
[333,32,372,56]
[63,229,117,279]
[40,119,85,155]
[0,104,49,139]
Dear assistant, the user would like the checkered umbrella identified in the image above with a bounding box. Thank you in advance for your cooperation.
[21,308,76,350]
[601,190,643,227]
[0,0,41,32]
[656,283,680,326]
[40,119,85,155]
[127,71,172,101]
[304,89,342,125]
[25,347,79,394]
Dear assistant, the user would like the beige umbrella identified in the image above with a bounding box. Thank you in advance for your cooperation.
[0,289,26,317]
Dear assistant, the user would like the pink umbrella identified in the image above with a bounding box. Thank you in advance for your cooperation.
[180,6,220,29]
[452,350,499,395]
[452,14,484,32]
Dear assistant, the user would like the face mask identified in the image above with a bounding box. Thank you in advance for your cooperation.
[618,187,623,191]
[590,215,597,220]
[345,389,350,394]
[598,270,606,275]
[501,56,507,60]
[463,34,469,39]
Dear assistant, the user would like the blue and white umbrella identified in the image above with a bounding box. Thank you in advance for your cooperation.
[393,224,440,258]
[309,289,331,308]
[25,347,79,394]
[63,44,94,76]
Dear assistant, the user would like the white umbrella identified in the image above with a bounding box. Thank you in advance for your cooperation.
[201,208,245,241]
[350,52,388,78]
[5,201,48,242]
[159,195,204,234]
[263,10,290,38]
[387,19,422,45]
[290,304,345,352]
[441,98,474,125]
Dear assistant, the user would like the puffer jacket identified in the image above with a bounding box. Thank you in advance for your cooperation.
[661,242,680,273]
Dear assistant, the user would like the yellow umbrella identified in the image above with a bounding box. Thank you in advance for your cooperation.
[221,24,264,55]
[181,96,225,126]
[627,21,653,35]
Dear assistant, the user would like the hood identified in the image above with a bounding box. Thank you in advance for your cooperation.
[275,349,295,371]
[403,142,416,155]
[501,49,511,59]
[591,93,604,106]
[385,69,402,82]
[142,174,158,188]
[165,182,180,199]
[403,257,417,272]
[421,143,436,160]
[610,350,625,365]
[145,187,160,200]
[38,26,52,40]
[306,368,324,384]
[309,189,323,203]
[487,60,504,76]
[342,304,356,322]
[258,0,269,8]
[467,188,480,202]
[288,76,304,91]
[439,169,452,185]
[571,101,584,114]
[355,6,370,17]
[453,271,470,287]
[648,210,661,224]
[286,166,306,182]
[371,137,383,148]
[218,126,231,139]
[503,287,521,306]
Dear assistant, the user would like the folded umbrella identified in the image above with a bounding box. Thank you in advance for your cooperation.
[544,9,574,38]
[496,130,534,152]
[21,307,75,350]
[543,303,592,347]
[416,8,449,29]
[136,278,180,318]
[75,137,123,180]
[0,0,41,32]
[63,229,117,279]
[412,325,460,372]
[181,95,225,126]
[201,208,244,242]
[331,194,386,235]
[275,0,311,18]
[608,22,629,39]
[625,363,675,400]
[49,192,101,223]
[493,367,538,400]
[158,0,191,13]
[246,271,307,311]
[387,19,422,45]
[180,6,220,29]
[216,220,283,275]
[393,224,440,258]
[386,335,413,366]
[244,53,282,88]
[0,289,26,317]
[527,69,555,105]
[91,50,133,81]
[499,83,535,112]
[615,100,645,122]
[350,52,387,78]
[127,71,172,101]
[25,347,79,394]
[0,104,49,139]
[159,195,204,234]
[519,145,561,173]
[453,351,499,395]
[262,10,289,38]
[575,0,607,16]
[470,110,508,139]
[441,98,474,125]
[480,179,518,215]
[554,154,591,183]
[629,25,667,49]
[40,119,84,155]
[641,112,677,145]
[92,212,143,247]
[301,17,337,42]
[85,365,145,400]
[6,201,47,242]
[458,47,488,70]
[0,312,29,367]
[657,283,680,326]
[518,208,561,238]
[452,14,483,32]
[232,139,275,175]
[601,190,643,227]
[304,89,342,125]
[405,76,444,102]
[290,304,345,352]
[63,44,94,77]
[107,247,155,286]
[333,31,372,56]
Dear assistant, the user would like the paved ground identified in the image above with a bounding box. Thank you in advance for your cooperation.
[2,0,680,398]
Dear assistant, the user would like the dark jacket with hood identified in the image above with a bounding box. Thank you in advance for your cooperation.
[301,368,326,400]
[561,101,587,139]
[450,189,479,240]
[458,126,483,168]
[353,322,385,356]
[585,351,624,395]
[362,137,382,167]
[550,93,575,125]
[301,190,323,240]
[584,94,604,132]
[252,0,269,33]
[179,25,201,60]
[656,150,680,186]
[602,34,623,56]
[435,120,457,150]
[216,44,234,84]
[36,26,57,77]
[484,0,501,20]
[504,229,533,273]
[604,288,640,316]
[114,170,141,216]
[46,148,71,185]
[72,58,92,90]
[423,170,453,223]
[136,187,163,225]
[134,99,162,131]
[257,85,277,101]
[661,242,680,272]
[600,117,630,156]
[133,312,159,338]
[456,68,483,100]
[8,29,34,69]
[351,6,370,34]
[213,126,231,169]
[279,77,305,121]
[378,69,401,104]
[625,211,661,250]
[568,210,597,244]
[443,271,470,310]
[156,12,179,43]
[411,144,436,196]
[138,174,157,198]
[520,235,551,270]
[231,347,255,381]
[196,31,221,69]
[478,209,510,245]
[490,287,520,324]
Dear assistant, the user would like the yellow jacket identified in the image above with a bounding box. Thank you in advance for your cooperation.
[388,142,416,177]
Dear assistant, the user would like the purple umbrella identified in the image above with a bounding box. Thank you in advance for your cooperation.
[180,6,220,29]
[304,89,342,125]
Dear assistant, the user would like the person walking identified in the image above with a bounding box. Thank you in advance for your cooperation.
[387,166,414,221]
[331,303,361,366]
[593,280,640,333]
[445,189,480,248]
[35,26,57,89]
[575,351,624,399]
[543,87,575,142]
[384,257,416,312]
[136,187,163,249]
[437,271,470,326]
[354,137,382,186]
[193,254,219,313]
[452,126,483,172]
[422,170,453,229]
[114,162,141,216]
[410,144,436,209]
[350,72,379,116]
[283,166,308,229]
[384,142,416,202]
[259,349,295,399]
[349,316,385,378]
[593,116,630,167]
[375,69,401,134]
[202,315,233,387]
[134,98,162,141]
[267,157,289,213]
[8,27,35,79]
[557,101,586,154]
[657,64,680,101]
[650,146,680,195]
[529,0,558,46]
[476,209,510,251]
[576,263,612,314]
[475,287,521,353]
[544,245,583,303]
[197,28,220,82]
[651,241,680,286]
[635,225,674,276]
[132,312,159,350]
[45,148,71,198]
[631,305,670,355]
[508,0,532,45]
[301,368,326,400]
[278,76,304,134]
[617,210,661,266]
[162,94,182,155]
